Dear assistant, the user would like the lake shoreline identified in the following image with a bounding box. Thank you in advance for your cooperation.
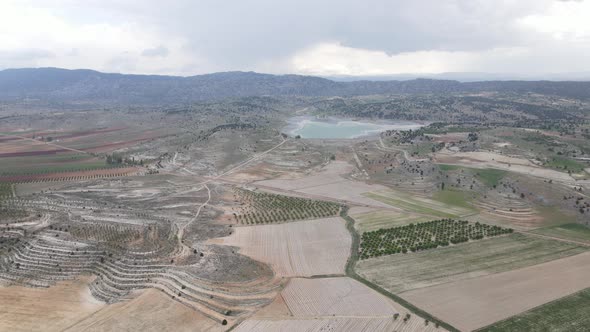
[285,116,426,139]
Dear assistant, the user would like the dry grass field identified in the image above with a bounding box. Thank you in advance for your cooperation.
[401,251,590,331]
[213,217,351,277]
[0,277,104,332]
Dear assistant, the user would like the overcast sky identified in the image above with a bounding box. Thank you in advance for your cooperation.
[0,0,589,77]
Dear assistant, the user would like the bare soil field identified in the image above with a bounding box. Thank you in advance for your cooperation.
[255,161,394,208]
[212,217,352,277]
[281,277,398,317]
[356,233,586,293]
[401,251,590,332]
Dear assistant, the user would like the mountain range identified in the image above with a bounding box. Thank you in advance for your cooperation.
[1,67,589,104]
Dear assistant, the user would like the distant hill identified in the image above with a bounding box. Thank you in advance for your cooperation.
[1,67,589,104]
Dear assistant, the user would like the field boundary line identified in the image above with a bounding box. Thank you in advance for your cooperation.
[0,132,89,154]
[520,230,590,247]
[340,207,461,332]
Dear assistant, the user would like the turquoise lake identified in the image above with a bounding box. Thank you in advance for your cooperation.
[288,118,424,139]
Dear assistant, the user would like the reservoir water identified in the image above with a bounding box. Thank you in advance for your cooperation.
[287,117,424,139]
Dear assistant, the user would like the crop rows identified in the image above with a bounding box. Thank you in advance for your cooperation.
[359,219,513,259]
[0,168,142,184]
[232,189,341,225]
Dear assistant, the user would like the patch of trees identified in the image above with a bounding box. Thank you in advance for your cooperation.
[106,153,144,166]
[359,219,513,259]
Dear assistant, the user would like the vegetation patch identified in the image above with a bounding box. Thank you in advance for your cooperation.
[474,168,506,187]
[233,189,341,225]
[438,164,460,171]
[359,219,513,259]
[545,156,585,173]
[479,287,590,332]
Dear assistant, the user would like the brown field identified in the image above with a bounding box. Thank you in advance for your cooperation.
[212,217,351,277]
[0,277,221,332]
[401,251,590,331]
[0,148,70,158]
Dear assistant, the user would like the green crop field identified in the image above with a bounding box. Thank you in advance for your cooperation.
[438,164,460,171]
[356,233,587,293]
[364,190,474,218]
[480,287,590,332]
[352,209,429,233]
[532,223,590,244]
[433,189,474,210]
[474,168,507,187]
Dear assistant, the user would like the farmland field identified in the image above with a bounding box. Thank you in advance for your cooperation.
[364,189,475,218]
[479,287,590,332]
[350,208,429,233]
[402,251,590,331]
[214,217,351,276]
[356,233,586,293]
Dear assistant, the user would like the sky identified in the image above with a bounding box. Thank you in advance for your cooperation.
[0,0,589,77]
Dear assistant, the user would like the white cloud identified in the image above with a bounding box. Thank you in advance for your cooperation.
[285,43,529,76]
